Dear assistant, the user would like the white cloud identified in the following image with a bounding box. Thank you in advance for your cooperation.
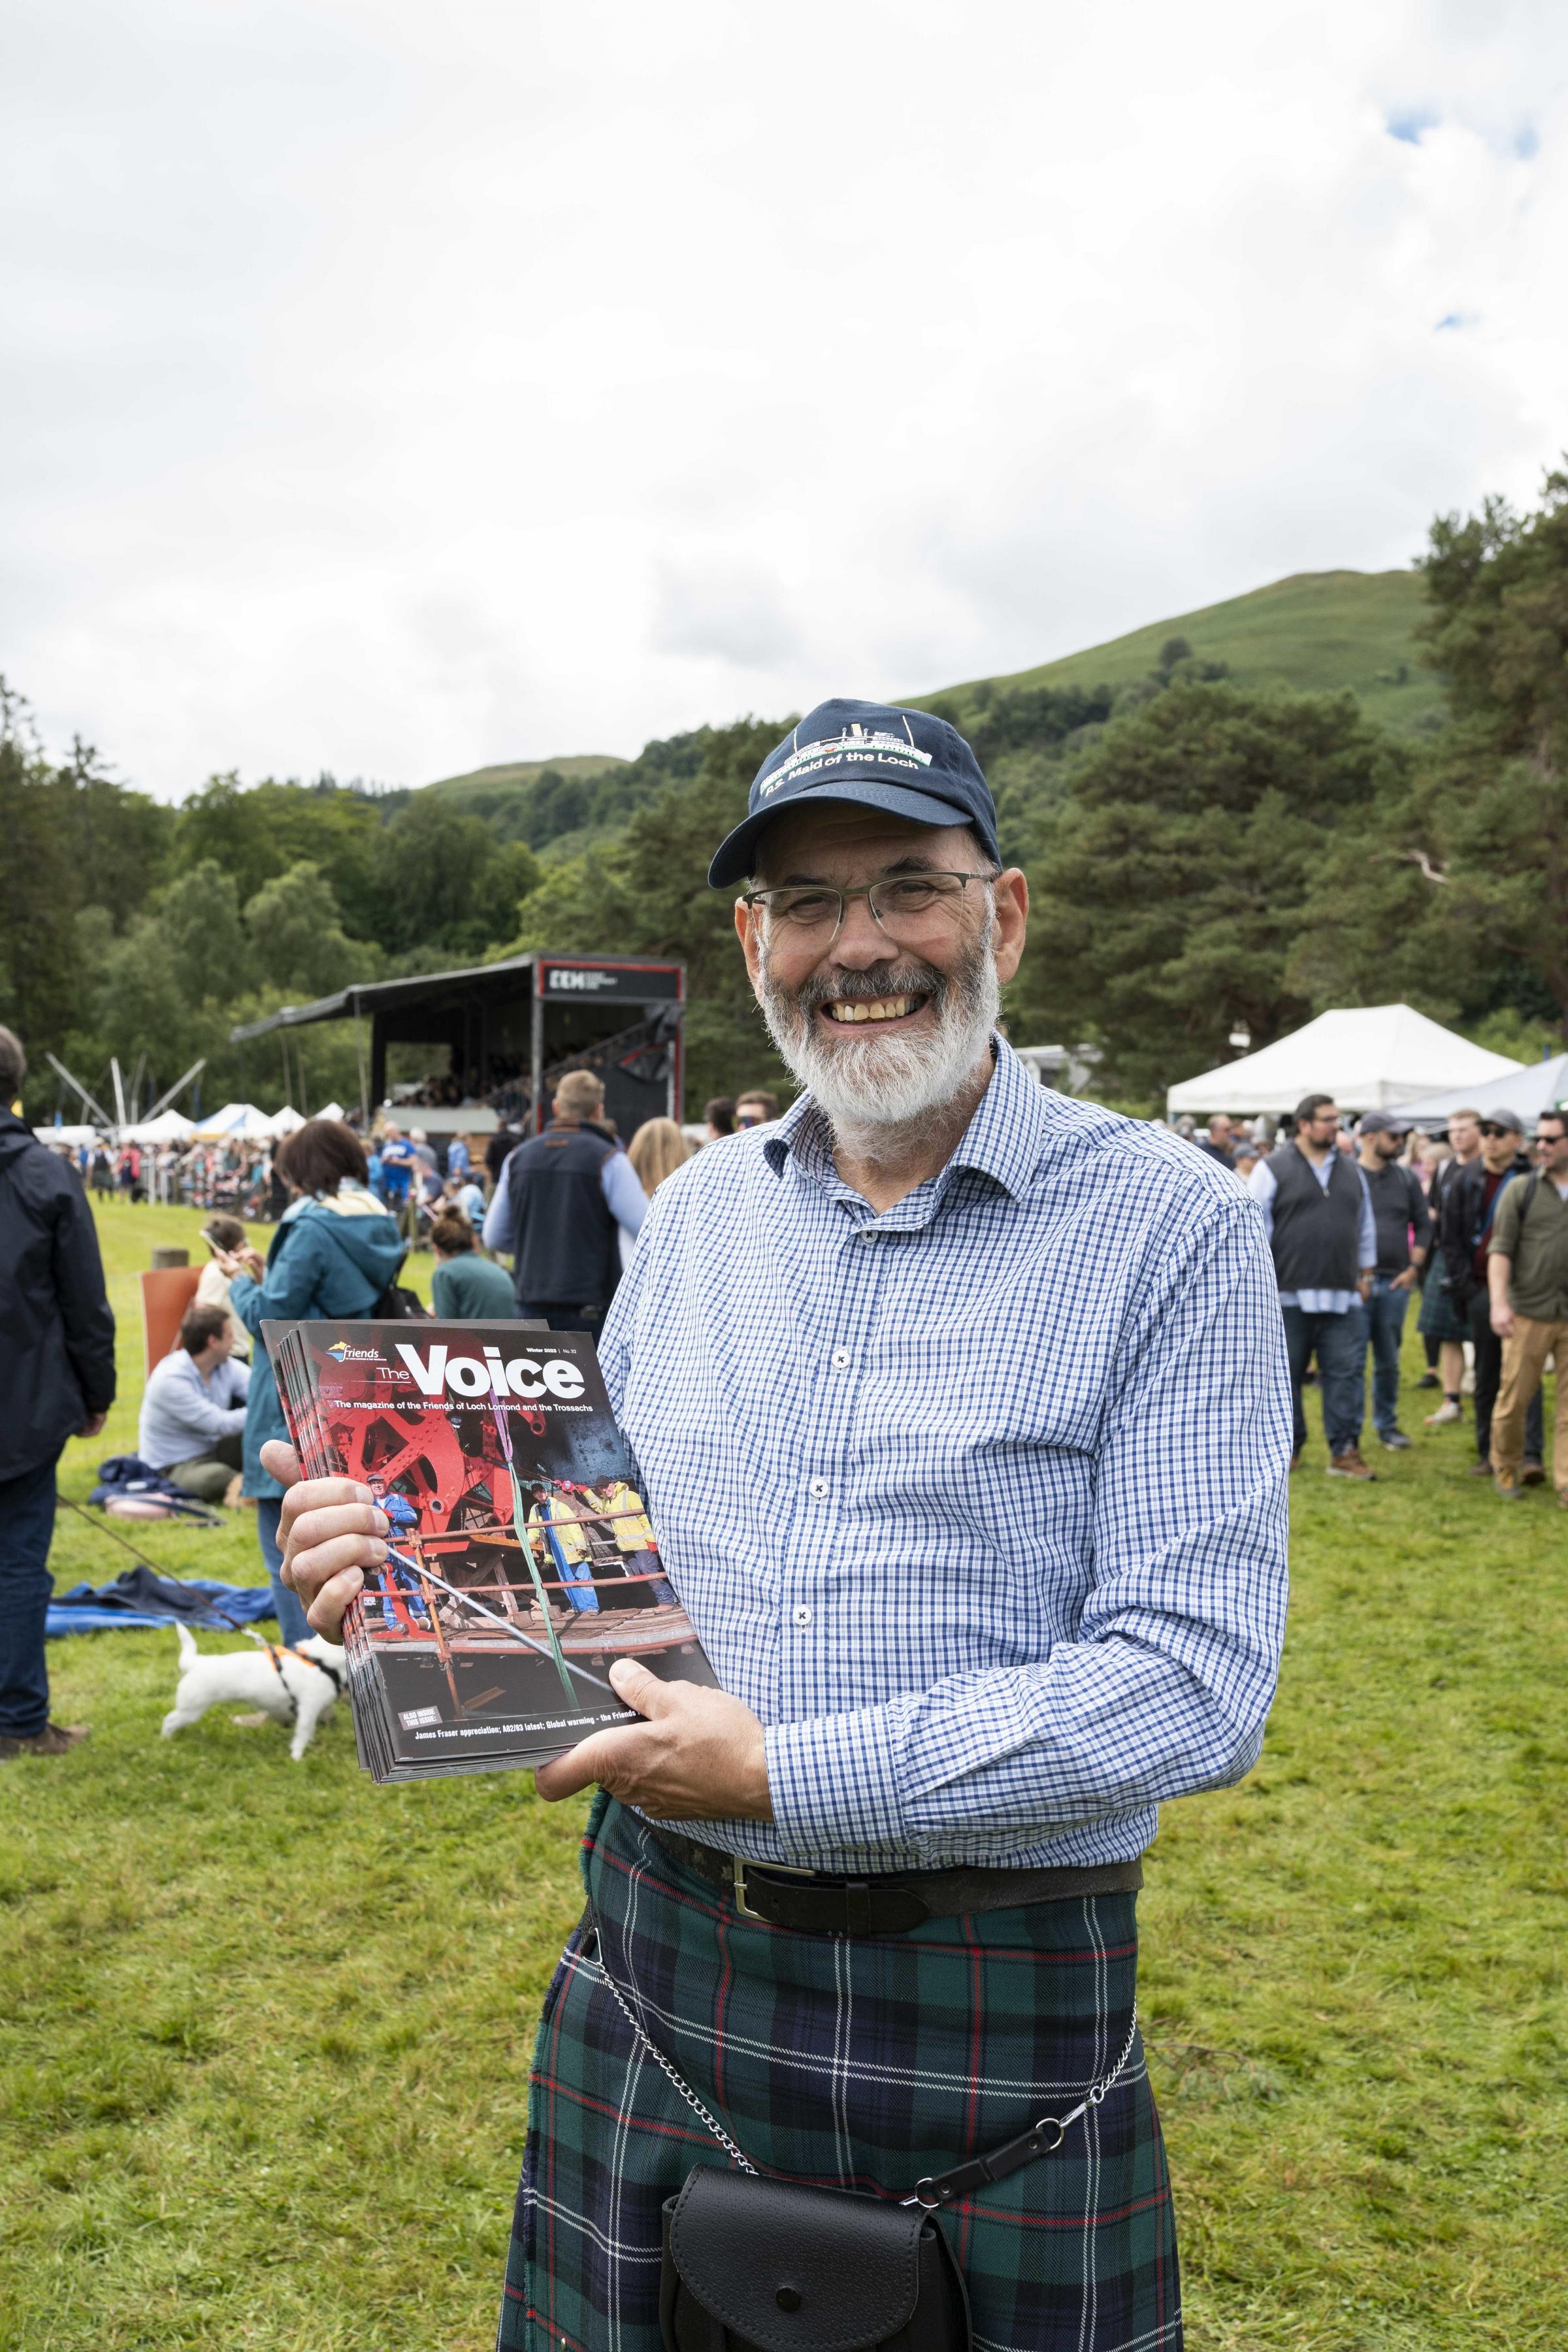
[1,0,1565,797]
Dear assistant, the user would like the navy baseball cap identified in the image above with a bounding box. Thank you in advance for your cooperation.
[708,697,1000,888]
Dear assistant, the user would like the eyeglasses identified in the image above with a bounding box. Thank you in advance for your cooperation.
[740,870,999,939]
[1478,1124,1518,1139]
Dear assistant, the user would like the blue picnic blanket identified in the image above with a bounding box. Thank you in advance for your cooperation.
[47,1568,278,1638]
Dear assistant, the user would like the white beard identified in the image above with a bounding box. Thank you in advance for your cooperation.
[758,913,1000,1160]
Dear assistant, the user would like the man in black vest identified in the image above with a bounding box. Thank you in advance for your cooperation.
[482,1070,648,1331]
[1248,1092,1377,1478]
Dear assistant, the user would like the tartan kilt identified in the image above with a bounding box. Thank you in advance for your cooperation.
[1417,1250,1470,1345]
[500,1796,1180,2352]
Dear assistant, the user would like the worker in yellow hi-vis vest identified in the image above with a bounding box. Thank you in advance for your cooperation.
[593,1477,676,1605]
[526,1483,599,1614]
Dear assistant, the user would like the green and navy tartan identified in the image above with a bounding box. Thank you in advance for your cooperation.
[500,1797,1180,2352]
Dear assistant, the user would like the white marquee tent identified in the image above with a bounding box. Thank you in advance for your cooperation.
[1392,1051,1568,1130]
[224,1104,283,1141]
[195,1103,282,1140]
[122,1108,197,1144]
[191,1102,256,1139]
[1167,1005,1524,1119]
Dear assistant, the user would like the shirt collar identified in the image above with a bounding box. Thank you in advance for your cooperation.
[763,1036,1053,1205]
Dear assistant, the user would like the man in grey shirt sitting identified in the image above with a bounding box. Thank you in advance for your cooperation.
[137,1303,250,1504]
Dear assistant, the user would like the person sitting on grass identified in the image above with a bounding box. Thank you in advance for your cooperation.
[429,1209,519,1319]
[137,1302,250,1506]
[195,1213,252,1358]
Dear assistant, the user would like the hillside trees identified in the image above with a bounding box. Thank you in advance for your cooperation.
[504,719,796,1106]
[0,687,174,1098]
[1287,469,1568,1045]
[1007,683,1409,1099]
[367,798,540,961]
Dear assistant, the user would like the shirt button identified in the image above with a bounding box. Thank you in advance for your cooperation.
[792,1605,813,1628]
[831,1348,850,1369]
[808,1476,829,1499]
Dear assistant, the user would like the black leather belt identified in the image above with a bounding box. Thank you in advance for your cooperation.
[646,1821,1142,1936]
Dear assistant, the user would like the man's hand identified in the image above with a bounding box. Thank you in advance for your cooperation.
[1490,1299,1516,1340]
[259,1439,389,1639]
[1358,1271,1375,1302]
[534,1659,772,1822]
[1392,1267,1418,1292]
[78,1410,108,1439]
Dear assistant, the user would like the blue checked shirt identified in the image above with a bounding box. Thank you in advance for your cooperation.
[600,1039,1291,1874]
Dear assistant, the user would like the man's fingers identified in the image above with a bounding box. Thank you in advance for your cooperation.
[535,1727,642,1803]
[259,1440,302,1490]
[608,1657,674,1717]
[286,1531,387,1600]
[278,1477,378,1536]
[304,1567,366,1641]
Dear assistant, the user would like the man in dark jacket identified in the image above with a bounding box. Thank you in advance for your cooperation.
[0,1027,116,1759]
[1352,1113,1431,1450]
[482,1070,647,1330]
[1439,1109,1543,1477]
[1247,1092,1377,1477]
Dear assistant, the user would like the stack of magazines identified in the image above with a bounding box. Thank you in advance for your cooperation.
[264,1316,717,1782]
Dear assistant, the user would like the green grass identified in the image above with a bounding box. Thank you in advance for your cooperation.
[4,1202,1565,2348]
[914,569,1443,737]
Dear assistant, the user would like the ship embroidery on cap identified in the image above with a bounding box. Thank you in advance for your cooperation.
[759,720,934,800]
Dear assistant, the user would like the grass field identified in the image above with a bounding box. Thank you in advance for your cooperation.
[3,1200,1565,2350]
[916,569,1443,739]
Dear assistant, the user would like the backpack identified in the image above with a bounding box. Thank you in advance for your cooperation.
[373,1253,429,1318]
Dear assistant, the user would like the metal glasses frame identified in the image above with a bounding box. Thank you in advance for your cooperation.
[739,869,1000,941]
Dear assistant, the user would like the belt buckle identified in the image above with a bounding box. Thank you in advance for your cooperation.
[731,1853,814,1921]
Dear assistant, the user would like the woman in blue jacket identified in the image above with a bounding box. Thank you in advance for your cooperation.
[216,1120,404,1644]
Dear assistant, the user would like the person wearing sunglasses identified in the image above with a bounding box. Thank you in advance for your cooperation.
[1486,1106,1568,1502]
[1437,1108,1543,1482]
[273,696,1290,2352]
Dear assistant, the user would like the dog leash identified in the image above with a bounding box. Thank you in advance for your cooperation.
[56,1498,342,1698]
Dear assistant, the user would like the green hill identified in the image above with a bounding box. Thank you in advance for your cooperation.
[408,568,1441,856]
[423,753,627,796]
[913,568,1439,736]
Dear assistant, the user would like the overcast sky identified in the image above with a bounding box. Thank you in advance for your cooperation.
[3,0,1564,800]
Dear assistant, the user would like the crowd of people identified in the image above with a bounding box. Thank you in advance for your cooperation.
[1184,1094,1568,1497]
[51,1135,287,1218]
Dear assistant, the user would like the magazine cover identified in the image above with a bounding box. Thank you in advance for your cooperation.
[262,1318,718,1780]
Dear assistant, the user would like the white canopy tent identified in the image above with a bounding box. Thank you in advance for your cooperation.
[191,1102,256,1139]
[122,1109,197,1145]
[1167,1005,1524,1119]
[270,1104,306,1134]
[225,1104,282,1141]
[34,1124,99,1149]
[1393,1051,1568,1130]
[314,1100,346,1122]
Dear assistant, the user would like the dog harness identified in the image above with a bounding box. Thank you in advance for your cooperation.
[261,1641,344,1725]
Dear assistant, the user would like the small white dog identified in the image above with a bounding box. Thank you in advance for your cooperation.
[161,1622,346,1761]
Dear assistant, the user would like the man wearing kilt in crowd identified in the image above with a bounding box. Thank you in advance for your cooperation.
[273,699,1292,2352]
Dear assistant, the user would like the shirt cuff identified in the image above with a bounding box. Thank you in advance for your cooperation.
[764,1702,909,1859]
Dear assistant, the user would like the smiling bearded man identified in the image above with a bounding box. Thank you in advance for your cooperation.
[273,698,1291,2352]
